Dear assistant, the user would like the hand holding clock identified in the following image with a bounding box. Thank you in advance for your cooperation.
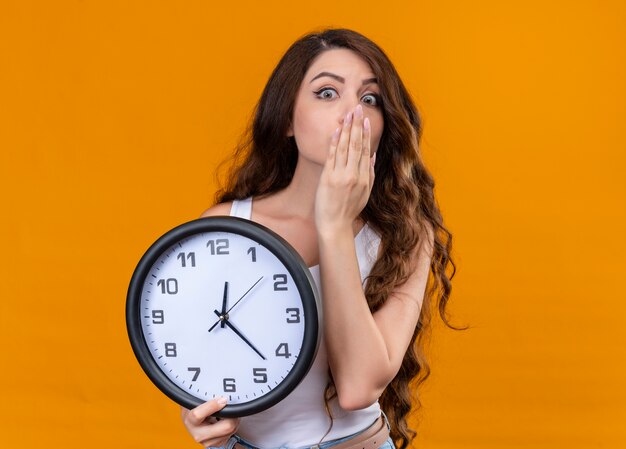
[181,397,239,448]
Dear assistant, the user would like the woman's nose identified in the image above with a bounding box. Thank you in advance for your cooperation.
[338,103,360,125]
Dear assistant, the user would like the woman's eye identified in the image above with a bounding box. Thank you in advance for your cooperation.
[361,93,380,107]
[315,88,338,100]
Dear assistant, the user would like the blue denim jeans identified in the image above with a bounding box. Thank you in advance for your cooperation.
[220,412,395,449]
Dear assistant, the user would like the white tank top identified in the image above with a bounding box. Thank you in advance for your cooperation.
[230,198,382,448]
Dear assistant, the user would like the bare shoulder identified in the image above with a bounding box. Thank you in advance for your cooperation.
[199,202,232,218]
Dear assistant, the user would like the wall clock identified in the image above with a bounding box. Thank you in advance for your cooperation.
[126,216,321,417]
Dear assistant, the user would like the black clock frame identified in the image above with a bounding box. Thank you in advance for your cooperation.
[126,216,321,417]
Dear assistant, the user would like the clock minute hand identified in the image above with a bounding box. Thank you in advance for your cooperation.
[220,281,228,329]
[226,276,264,314]
[208,280,228,333]
[213,310,266,360]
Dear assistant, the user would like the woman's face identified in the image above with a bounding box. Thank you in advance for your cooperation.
[288,49,384,167]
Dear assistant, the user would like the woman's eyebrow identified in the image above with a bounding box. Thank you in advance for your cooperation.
[310,71,378,85]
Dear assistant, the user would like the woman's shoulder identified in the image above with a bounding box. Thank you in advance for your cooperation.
[199,201,233,218]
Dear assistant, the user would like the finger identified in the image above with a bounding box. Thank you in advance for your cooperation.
[201,437,229,449]
[335,111,352,168]
[327,127,340,169]
[197,418,240,447]
[204,439,230,449]
[368,152,376,194]
[359,116,372,178]
[185,397,228,426]
[347,105,363,172]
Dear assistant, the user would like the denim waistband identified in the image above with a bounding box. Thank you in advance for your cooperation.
[224,411,391,449]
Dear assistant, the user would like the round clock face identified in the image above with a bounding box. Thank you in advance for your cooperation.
[126,217,320,417]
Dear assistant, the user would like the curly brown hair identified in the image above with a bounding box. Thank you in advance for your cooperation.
[215,28,461,449]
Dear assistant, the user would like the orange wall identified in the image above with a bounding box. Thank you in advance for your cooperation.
[1,1,624,448]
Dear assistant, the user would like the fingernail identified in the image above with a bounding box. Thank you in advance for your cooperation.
[346,112,352,125]
[216,397,227,406]
[371,152,377,167]
[364,117,370,130]
[355,104,363,118]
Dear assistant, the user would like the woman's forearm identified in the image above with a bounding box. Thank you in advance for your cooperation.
[317,226,394,410]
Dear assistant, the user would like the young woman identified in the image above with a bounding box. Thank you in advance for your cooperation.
[181,28,456,449]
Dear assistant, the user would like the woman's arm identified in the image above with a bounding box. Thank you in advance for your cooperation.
[318,226,432,410]
[315,104,433,410]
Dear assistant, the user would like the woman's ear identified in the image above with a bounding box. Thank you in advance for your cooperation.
[286,123,294,137]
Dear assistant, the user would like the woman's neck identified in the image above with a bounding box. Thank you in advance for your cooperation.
[272,157,322,220]
[255,156,364,237]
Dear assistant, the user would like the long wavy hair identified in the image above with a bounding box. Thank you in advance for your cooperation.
[215,28,461,448]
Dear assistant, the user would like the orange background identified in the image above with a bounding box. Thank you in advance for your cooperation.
[1,1,625,448]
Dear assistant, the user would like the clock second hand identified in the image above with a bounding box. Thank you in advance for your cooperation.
[213,309,266,360]
[208,276,264,332]
[226,276,264,313]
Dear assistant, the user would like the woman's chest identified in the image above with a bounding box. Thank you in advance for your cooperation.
[255,216,321,268]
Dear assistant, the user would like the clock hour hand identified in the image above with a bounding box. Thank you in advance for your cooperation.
[213,310,266,360]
